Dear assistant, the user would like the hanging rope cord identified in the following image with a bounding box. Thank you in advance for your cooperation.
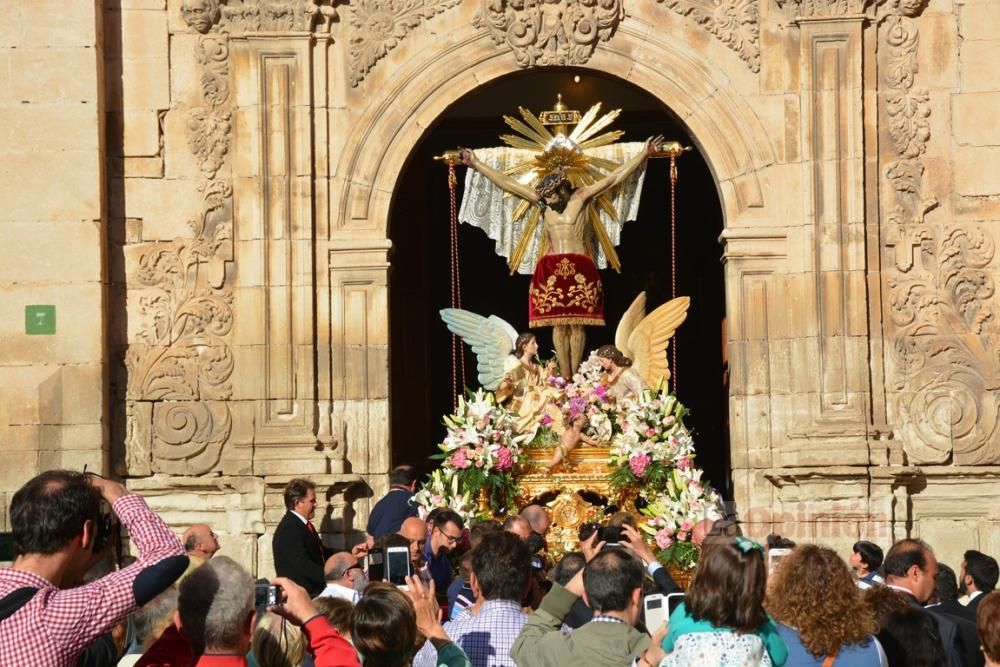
[669,154,679,391]
[447,163,467,409]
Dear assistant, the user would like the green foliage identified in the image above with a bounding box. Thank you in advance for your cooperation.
[656,539,699,570]
[525,427,559,450]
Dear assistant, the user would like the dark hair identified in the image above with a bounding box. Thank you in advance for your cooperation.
[766,534,796,549]
[883,539,930,579]
[514,333,536,358]
[551,552,586,586]
[607,511,638,530]
[877,606,948,667]
[283,478,315,511]
[389,465,419,487]
[469,520,501,548]
[535,170,571,198]
[964,550,999,592]
[432,509,464,532]
[978,590,1000,663]
[582,549,644,613]
[351,582,416,667]
[312,596,353,635]
[852,540,884,572]
[686,539,768,633]
[10,470,101,557]
[934,562,959,602]
[595,344,633,368]
[471,531,531,601]
[376,533,411,551]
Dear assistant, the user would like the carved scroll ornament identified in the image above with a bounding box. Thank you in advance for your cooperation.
[349,0,462,86]
[181,0,338,34]
[655,0,759,73]
[881,0,1000,464]
[474,0,624,68]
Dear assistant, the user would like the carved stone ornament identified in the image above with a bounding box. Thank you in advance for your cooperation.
[349,0,462,86]
[880,0,1000,464]
[474,0,624,69]
[773,0,875,18]
[182,0,222,33]
[217,0,337,34]
[655,0,759,72]
[125,32,235,476]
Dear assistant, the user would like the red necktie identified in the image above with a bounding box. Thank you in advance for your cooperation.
[306,522,317,535]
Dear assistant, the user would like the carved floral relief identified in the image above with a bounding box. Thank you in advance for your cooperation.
[125,33,236,475]
[474,0,624,68]
[655,0,760,73]
[881,0,1000,464]
[349,0,463,86]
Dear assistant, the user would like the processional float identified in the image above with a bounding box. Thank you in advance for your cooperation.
[421,96,720,578]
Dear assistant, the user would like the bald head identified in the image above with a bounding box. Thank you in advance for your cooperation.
[324,552,358,583]
[398,517,427,566]
[182,524,220,560]
[520,505,550,535]
[504,516,532,541]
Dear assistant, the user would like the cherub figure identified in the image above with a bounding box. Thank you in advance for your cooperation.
[547,412,600,470]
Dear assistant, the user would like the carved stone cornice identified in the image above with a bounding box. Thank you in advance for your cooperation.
[474,0,624,68]
[181,0,337,35]
[349,0,462,87]
[655,0,760,73]
[774,0,877,20]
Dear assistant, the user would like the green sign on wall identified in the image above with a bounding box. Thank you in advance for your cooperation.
[25,305,56,335]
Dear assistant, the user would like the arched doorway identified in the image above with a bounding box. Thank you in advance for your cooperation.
[387,68,731,497]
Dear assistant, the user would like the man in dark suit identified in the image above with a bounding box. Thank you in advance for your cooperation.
[366,465,420,539]
[884,538,969,667]
[931,563,984,667]
[961,549,999,617]
[272,478,327,597]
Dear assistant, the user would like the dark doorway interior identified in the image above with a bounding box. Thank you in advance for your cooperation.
[387,68,731,498]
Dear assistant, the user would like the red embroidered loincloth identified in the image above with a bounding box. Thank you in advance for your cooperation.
[528,253,605,327]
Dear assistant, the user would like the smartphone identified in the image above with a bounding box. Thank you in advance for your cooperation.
[665,592,685,616]
[367,547,385,582]
[254,583,280,607]
[644,594,666,630]
[385,545,412,586]
[768,547,792,574]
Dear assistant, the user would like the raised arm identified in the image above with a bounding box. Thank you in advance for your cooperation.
[574,134,663,202]
[460,148,539,203]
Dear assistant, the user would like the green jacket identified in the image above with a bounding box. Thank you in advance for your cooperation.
[510,583,650,667]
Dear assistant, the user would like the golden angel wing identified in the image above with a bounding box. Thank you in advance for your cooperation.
[615,292,647,356]
[627,296,691,388]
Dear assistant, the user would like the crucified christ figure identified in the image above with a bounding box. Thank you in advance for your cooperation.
[460,135,663,378]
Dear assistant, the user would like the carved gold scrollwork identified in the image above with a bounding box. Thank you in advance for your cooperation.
[474,0,624,68]
[656,0,760,73]
[349,0,462,86]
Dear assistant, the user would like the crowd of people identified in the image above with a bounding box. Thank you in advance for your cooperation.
[2,465,999,667]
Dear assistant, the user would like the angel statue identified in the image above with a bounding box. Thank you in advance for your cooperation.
[439,310,560,434]
[607,293,692,398]
[459,134,664,380]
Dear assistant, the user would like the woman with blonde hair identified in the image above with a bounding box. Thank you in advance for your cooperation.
[251,610,306,667]
[766,544,886,666]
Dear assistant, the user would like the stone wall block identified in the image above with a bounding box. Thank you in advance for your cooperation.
[959,39,1000,92]
[122,177,204,236]
[0,150,102,222]
[20,0,98,48]
[954,146,1000,195]
[0,0,21,48]
[917,13,959,89]
[0,105,101,152]
[8,48,99,103]
[953,92,1000,146]
[959,4,1000,40]
[123,110,163,158]
[0,283,104,364]
[122,8,169,59]
[122,57,170,111]
[0,221,102,284]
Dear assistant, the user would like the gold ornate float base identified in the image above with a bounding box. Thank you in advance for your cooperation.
[516,445,636,557]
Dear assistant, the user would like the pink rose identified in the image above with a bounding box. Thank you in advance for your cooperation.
[449,449,471,469]
[646,428,657,437]
[676,531,688,542]
[493,446,514,471]
[680,520,693,532]
[676,456,692,471]
[629,453,652,477]
[655,529,674,549]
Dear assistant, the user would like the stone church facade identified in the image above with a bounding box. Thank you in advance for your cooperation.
[1,0,998,574]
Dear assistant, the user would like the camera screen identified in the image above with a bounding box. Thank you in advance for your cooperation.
[386,549,411,586]
[254,583,278,608]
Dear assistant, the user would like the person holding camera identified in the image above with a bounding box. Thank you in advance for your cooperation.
[0,470,189,666]
[511,538,651,666]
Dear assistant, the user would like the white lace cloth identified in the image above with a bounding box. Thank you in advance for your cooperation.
[660,631,775,667]
[458,142,649,274]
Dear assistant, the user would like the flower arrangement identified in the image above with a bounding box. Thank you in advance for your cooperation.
[560,353,616,442]
[607,388,694,495]
[433,389,525,512]
[411,468,479,524]
[641,466,723,569]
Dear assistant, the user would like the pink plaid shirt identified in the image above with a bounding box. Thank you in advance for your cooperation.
[0,493,185,666]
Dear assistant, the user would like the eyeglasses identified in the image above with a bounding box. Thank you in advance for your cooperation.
[437,527,462,544]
